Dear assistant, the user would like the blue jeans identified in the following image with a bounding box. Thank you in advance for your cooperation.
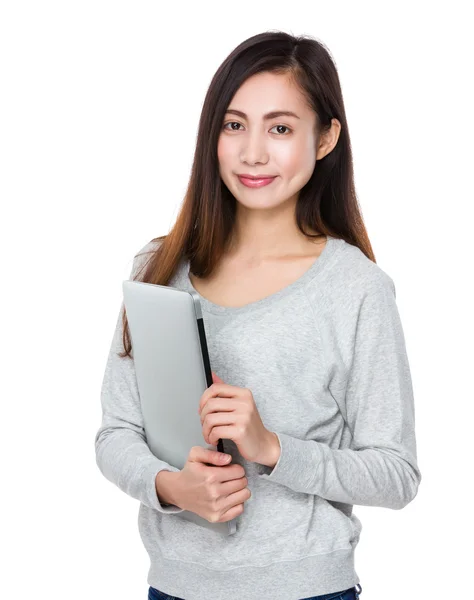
[148,582,362,600]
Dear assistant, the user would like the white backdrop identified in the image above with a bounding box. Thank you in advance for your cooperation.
[2,1,473,599]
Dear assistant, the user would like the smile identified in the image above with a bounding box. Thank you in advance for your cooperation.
[237,175,277,188]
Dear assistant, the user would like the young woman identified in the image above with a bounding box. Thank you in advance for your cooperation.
[95,31,421,600]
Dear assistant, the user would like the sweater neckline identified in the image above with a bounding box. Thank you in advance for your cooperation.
[183,235,342,316]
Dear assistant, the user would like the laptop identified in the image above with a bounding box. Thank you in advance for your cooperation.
[122,279,238,536]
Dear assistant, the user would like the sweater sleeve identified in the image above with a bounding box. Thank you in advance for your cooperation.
[258,276,422,510]
[94,243,185,514]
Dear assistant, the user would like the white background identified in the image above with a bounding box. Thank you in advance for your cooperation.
[2,1,473,599]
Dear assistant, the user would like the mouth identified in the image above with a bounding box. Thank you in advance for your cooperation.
[237,175,277,188]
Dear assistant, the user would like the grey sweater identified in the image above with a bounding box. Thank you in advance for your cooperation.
[95,234,421,600]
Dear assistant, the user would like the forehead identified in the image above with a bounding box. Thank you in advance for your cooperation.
[227,71,313,121]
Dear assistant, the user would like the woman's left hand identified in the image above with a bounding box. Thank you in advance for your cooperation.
[198,372,273,463]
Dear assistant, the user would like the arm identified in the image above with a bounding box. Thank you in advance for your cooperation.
[94,243,184,514]
[257,276,422,510]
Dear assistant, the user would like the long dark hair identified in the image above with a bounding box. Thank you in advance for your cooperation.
[118,30,376,359]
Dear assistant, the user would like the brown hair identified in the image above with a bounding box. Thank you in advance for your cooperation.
[118,30,376,359]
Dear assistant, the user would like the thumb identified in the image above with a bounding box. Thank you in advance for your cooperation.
[212,371,224,383]
[198,447,231,464]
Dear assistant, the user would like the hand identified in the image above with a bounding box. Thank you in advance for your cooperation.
[198,371,275,464]
[174,446,251,523]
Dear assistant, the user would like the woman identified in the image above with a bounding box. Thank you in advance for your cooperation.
[95,30,421,600]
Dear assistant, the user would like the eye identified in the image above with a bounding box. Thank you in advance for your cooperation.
[269,124,292,135]
[222,122,292,135]
[223,121,244,131]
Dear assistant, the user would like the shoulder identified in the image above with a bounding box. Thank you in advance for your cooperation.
[329,237,396,298]
[134,236,164,258]
[130,236,165,278]
[304,237,397,320]
[305,239,402,365]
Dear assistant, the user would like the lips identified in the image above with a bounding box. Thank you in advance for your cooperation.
[237,175,277,188]
[238,174,276,179]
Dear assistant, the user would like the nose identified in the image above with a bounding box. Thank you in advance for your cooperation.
[240,131,269,165]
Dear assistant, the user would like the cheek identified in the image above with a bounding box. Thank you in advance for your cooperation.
[217,136,232,165]
[277,140,316,178]
[217,137,233,182]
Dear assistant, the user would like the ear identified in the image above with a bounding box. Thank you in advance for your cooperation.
[316,118,342,160]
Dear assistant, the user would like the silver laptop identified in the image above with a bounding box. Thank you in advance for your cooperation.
[122,279,238,536]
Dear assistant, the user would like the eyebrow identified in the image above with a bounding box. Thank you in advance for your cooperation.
[224,109,301,120]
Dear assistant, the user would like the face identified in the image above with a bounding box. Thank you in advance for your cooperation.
[217,71,332,213]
